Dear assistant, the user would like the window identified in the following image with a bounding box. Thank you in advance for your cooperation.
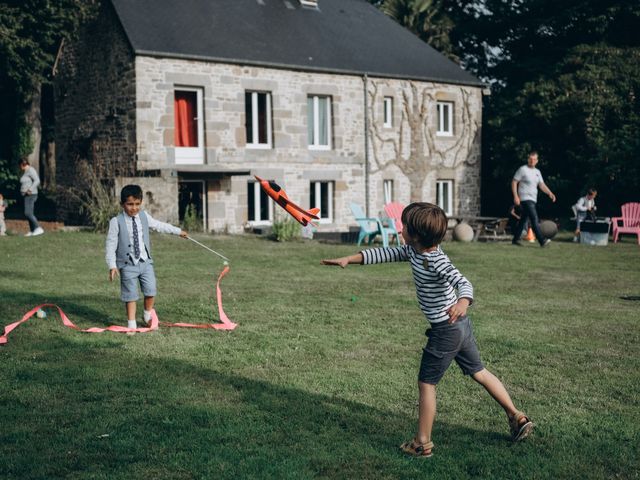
[245,91,272,148]
[247,181,273,224]
[174,87,204,164]
[383,97,393,128]
[310,181,334,223]
[436,180,454,216]
[436,101,453,136]
[307,95,332,149]
[383,179,394,204]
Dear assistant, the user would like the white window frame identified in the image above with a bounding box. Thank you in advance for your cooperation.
[247,181,274,226]
[383,179,394,204]
[383,97,393,128]
[436,101,454,137]
[174,87,204,165]
[245,91,272,149]
[308,95,332,150]
[436,180,454,216]
[310,181,334,223]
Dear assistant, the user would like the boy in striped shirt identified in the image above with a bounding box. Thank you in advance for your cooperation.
[322,202,533,457]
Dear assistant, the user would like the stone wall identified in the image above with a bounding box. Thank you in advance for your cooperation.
[135,57,483,233]
[54,1,137,223]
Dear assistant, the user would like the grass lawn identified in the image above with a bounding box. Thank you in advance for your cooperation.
[1,232,639,479]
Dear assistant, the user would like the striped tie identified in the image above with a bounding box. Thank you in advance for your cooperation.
[131,216,141,259]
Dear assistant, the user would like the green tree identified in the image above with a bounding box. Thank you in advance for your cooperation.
[449,0,640,216]
[0,0,97,192]
[378,0,458,61]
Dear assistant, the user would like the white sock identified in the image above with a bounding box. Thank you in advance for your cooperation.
[144,310,152,322]
[127,320,137,330]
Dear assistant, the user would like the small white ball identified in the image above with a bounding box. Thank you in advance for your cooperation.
[36,309,47,318]
[223,261,229,266]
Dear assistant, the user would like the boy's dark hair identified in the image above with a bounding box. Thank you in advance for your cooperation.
[120,184,143,203]
[587,188,597,196]
[401,202,448,248]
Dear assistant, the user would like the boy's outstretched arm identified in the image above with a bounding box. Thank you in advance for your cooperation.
[321,253,363,269]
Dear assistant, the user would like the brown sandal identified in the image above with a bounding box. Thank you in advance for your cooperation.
[509,411,534,441]
[400,439,434,457]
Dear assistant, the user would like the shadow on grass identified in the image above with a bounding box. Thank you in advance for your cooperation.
[1,290,121,327]
[0,338,524,480]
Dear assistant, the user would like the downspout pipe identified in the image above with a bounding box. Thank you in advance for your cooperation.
[363,73,370,217]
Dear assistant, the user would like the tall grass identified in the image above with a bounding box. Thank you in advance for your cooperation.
[66,160,120,232]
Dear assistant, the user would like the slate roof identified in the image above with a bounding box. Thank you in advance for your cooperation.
[110,0,483,87]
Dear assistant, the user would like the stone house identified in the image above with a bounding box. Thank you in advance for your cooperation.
[54,0,484,233]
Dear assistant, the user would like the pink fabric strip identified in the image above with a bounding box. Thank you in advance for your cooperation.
[0,304,159,345]
[162,265,237,330]
[0,266,236,345]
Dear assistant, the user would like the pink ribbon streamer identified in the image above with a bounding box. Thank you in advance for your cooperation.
[0,266,236,345]
[161,265,237,330]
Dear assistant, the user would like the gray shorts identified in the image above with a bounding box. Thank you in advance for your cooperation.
[419,316,484,384]
[119,261,157,302]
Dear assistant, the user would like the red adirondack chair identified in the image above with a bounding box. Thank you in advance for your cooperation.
[611,202,640,244]
[384,202,405,234]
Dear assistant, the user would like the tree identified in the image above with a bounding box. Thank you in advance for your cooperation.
[379,0,458,61]
[0,0,96,191]
[448,0,640,216]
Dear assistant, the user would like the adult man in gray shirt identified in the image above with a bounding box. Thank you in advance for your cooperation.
[511,151,556,247]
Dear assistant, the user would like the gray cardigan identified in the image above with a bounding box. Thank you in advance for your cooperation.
[20,166,40,196]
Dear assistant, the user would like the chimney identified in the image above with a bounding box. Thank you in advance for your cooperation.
[299,0,318,8]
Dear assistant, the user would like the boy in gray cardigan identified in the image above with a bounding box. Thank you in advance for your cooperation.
[106,185,187,332]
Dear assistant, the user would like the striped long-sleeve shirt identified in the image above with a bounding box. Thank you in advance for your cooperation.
[361,245,473,324]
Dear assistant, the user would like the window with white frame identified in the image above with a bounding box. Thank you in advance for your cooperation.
[436,180,454,216]
[174,87,204,164]
[245,91,272,148]
[383,179,394,204]
[247,181,273,224]
[436,101,454,136]
[307,95,332,149]
[383,97,393,128]
[310,181,334,223]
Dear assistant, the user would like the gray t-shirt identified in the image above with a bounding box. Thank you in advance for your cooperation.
[513,165,543,202]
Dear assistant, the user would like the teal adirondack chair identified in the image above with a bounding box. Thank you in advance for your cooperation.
[350,203,400,247]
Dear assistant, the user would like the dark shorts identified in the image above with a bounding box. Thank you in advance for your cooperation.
[418,316,484,384]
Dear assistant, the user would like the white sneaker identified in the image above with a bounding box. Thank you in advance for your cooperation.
[24,231,33,237]
[31,227,44,236]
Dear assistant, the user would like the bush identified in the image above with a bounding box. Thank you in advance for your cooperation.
[271,213,301,242]
[66,160,120,232]
[182,203,203,232]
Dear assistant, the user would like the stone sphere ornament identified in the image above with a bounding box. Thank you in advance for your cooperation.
[539,220,558,239]
[453,222,474,242]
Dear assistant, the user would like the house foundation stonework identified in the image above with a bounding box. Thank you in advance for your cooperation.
[54,0,484,232]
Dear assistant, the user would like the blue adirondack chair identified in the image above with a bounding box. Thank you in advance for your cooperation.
[350,203,400,247]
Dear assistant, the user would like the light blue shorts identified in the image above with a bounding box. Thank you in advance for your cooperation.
[119,261,157,302]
